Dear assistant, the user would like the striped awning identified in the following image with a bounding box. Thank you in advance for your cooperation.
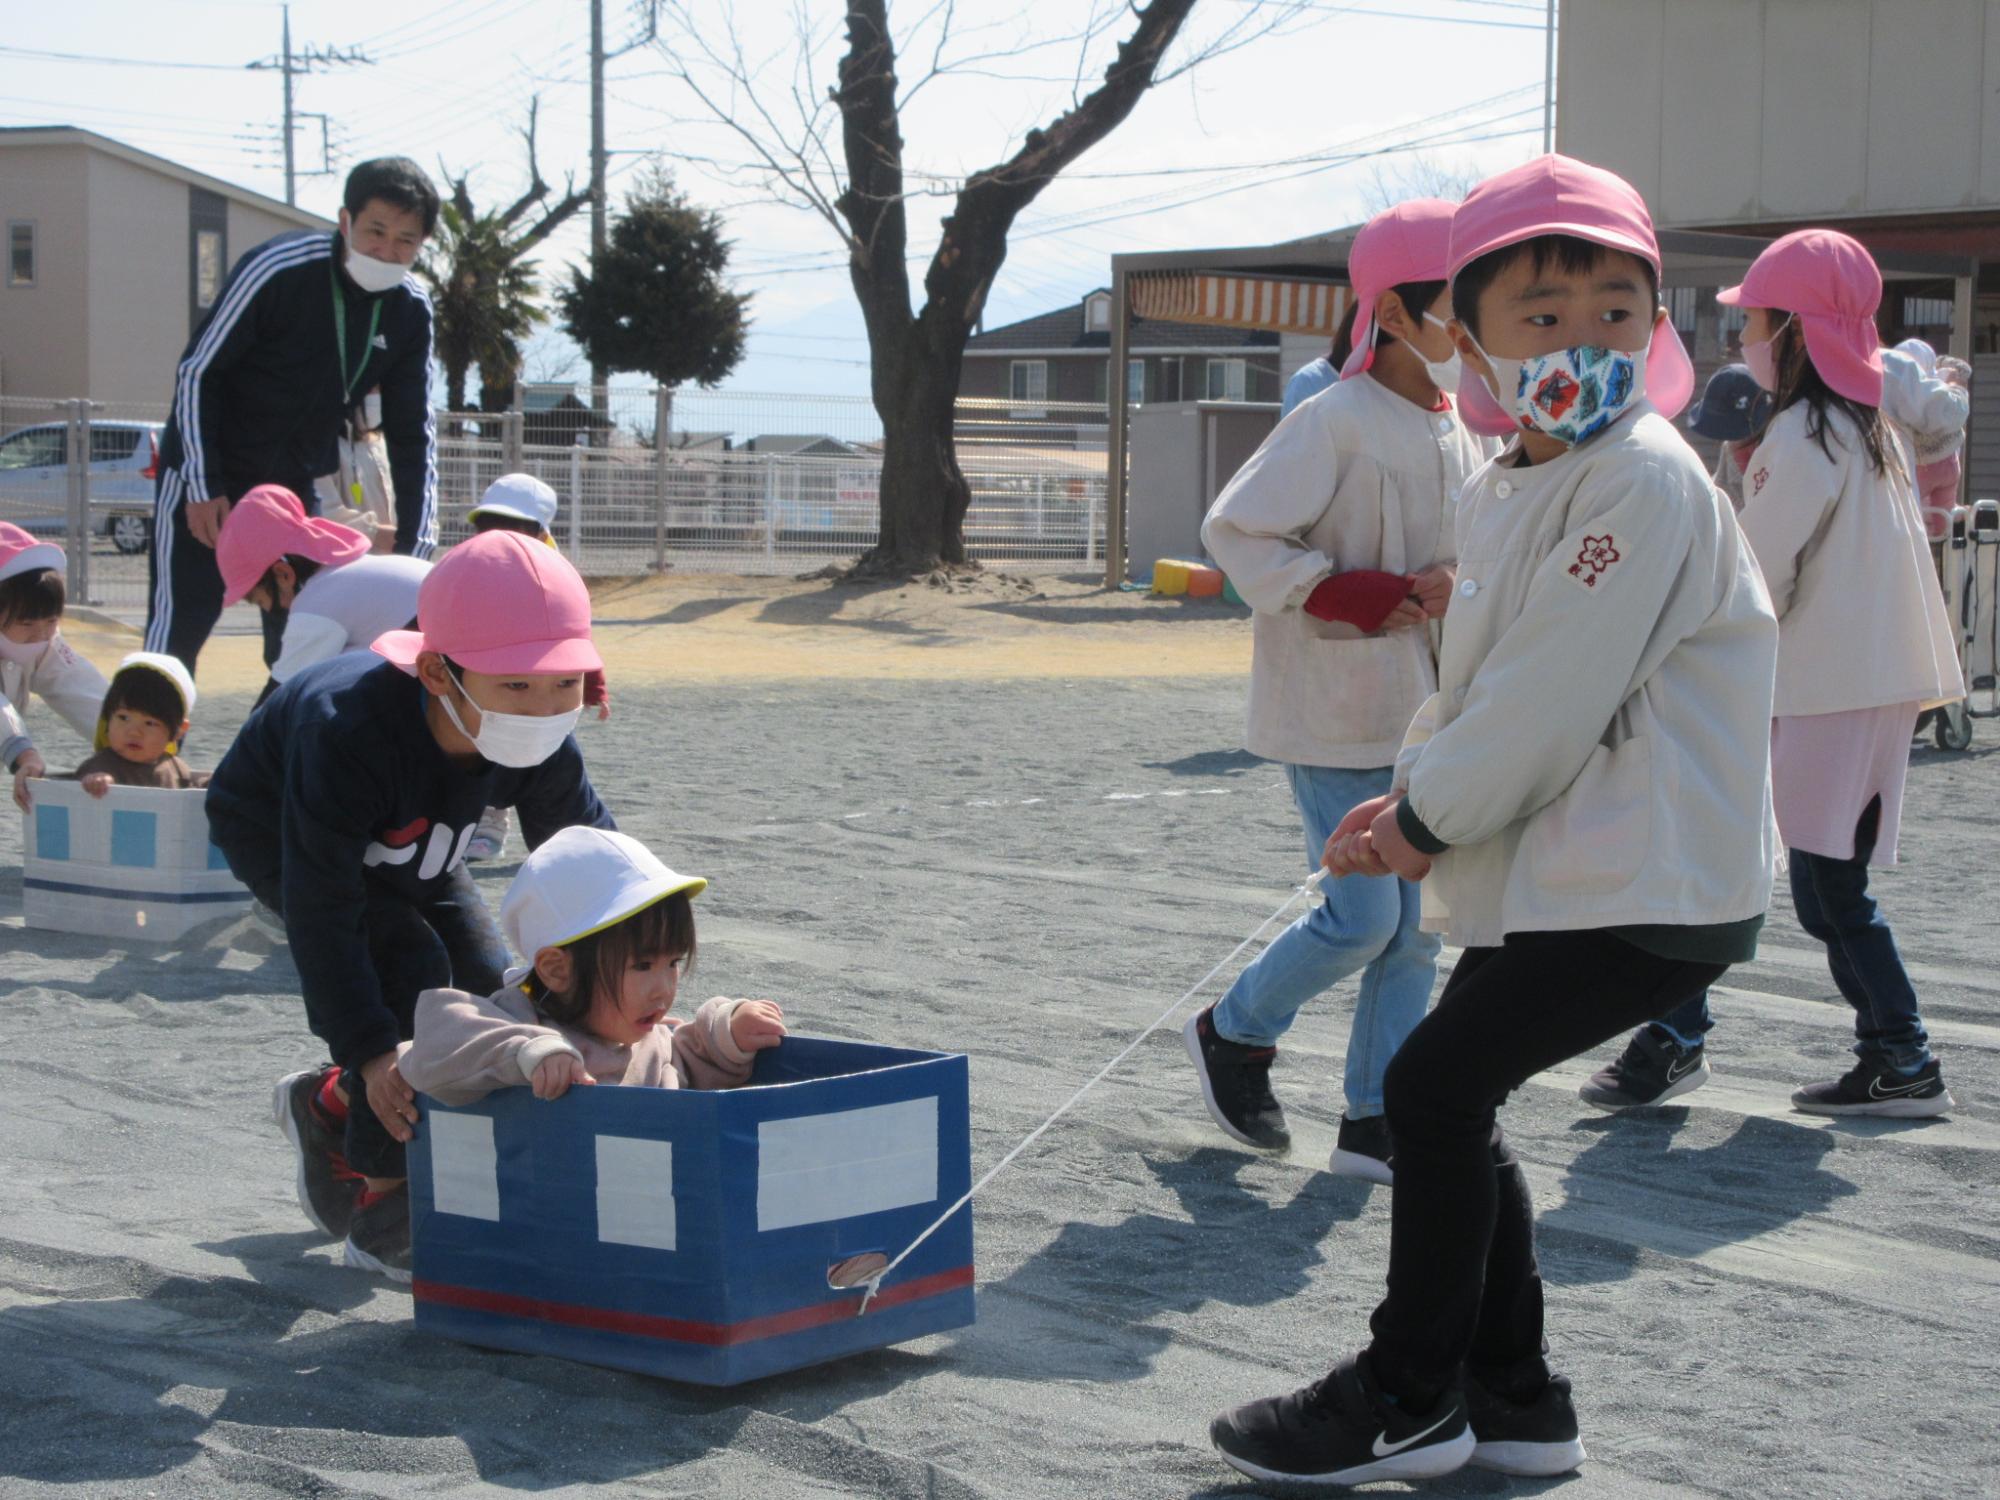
[1131,272,1350,335]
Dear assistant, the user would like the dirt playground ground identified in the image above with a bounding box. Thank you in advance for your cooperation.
[4,571,1997,1499]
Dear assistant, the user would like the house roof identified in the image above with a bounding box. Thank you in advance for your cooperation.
[744,434,856,455]
[521,388,586,413]
[966,289,1279,355]
[0,126,331,231]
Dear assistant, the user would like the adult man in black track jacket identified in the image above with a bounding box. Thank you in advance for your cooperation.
[145,157,441,673]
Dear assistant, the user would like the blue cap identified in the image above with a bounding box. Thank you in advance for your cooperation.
[1686,364,1772,442]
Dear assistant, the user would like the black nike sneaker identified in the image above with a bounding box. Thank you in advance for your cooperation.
[272,1066,362,1238]
[343,1183,413,1283]
[1792,1057,1953,1118]
[1183,1006,1290,1151]
[1328,1112,1393,1185]
[1464,1368,1587,1476]
[1578,1028,1709,1110]
[1210,1352,1474,1487]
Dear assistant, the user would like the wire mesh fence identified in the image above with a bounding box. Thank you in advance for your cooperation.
[1,387,1111,616]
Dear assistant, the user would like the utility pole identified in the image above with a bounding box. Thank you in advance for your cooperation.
[1543,0,1556,153]
[587,0,658,441]
[591,0,607,431]
[248,5,373,206]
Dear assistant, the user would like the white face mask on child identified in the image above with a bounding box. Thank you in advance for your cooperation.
[0,632,51,666]
[1405,312,1463,393]
[439,667,581,768]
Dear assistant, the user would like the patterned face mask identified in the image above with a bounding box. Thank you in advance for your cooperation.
[1471,339,1649,446]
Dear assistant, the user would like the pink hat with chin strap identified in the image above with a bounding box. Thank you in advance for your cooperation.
[0,521,65,586]
[1717,228,1885,406]
[1339,198,1457,380]
[373,529,602,676]
[215,485,370,605]
[1448,153,1694,435]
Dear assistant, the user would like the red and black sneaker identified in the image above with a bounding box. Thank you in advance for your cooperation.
[1183,1006,1291,1152]
[272,1066,363,1239]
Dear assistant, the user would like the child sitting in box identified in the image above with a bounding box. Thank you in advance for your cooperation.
[461,475,610,863]
[67,652,211,795]
[3,523,109,812]
[399,825,785,1103]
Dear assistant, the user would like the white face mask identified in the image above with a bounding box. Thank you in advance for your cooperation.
[1405,311,1462,393]
[0,631,52,667]
[439,667,580,769]
[344,234,409,294]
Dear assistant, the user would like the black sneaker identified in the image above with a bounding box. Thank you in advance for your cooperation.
[1464,1369,1587,1476]
[1210,1352,1473,1487]
[1578,1028,1709,1110]
[1328,1113,1393,1185]
[272,1067,362,1239]
[1792,1057,1953,1118]
[1183,1007,1289,1152]
[343,1183,412,1283]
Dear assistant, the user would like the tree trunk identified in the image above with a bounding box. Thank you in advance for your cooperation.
[445,361,470,414]
[871,337,970,569]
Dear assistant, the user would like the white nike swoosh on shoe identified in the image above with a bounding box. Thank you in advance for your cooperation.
[1867,1074,1935,1099]
[1372,1409,1460,1458]
[1664,1055,1701,1083]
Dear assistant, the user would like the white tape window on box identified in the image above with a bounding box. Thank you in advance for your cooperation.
[756,1097,939,1232]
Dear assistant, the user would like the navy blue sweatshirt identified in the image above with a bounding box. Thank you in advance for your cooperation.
[159,229,437,555]
[207,653,613,1069]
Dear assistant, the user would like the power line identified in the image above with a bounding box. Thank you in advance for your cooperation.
[0,43,246,71]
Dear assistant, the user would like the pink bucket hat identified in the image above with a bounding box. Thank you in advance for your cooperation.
[0,521,65,586]
[1717,228,1885,406]
[1448,153,1694,433]
[216,485,370,605]
[373,530,601,676]
[1339,198,1456,379]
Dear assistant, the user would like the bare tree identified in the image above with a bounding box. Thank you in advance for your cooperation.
[423,101,591,416]
[652,0,1309,575]
[1357,153,1488,217]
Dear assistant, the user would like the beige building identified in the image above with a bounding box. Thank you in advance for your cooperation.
[1,127,330,407]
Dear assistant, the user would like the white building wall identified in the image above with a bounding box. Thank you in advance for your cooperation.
[1559,0,2000,226]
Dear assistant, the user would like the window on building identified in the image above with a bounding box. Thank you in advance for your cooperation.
[1668,285,1697,335]
[1127,359,1145,404]
[1009,360,1049,403]
[1716,304,1747,334]
[1205,358,1247,402]
[195,229,224,310]
[7,222,35,287]
[1904,296,1953,328]
[1085,292,1111,331]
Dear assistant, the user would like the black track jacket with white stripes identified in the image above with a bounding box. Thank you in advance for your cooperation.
[158,229,437,556]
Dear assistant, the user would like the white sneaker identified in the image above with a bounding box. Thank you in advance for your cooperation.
[464,805,511,862]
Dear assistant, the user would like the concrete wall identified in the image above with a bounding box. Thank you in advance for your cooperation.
[0,141,90,400]
[1560,0,2000,226]
[85,150,189,409]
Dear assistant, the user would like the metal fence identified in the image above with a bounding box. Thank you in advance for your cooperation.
[0,388,1110,617]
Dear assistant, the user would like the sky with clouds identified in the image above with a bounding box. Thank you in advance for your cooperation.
[4,0,1557,397]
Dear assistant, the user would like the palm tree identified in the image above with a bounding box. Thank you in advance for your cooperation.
[418,100,588,417]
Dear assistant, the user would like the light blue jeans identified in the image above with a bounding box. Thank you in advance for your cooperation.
[1212,763,1441,1118]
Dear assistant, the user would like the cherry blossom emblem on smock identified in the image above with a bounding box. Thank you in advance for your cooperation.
[1567,534,1621,589]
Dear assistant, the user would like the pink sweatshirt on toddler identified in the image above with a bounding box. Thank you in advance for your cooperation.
[397,986,755,1106]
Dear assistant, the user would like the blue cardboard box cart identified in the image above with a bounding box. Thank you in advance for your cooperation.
[407,1037,975,1385]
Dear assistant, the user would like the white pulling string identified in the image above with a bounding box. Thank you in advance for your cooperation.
[856,867,1328,1315]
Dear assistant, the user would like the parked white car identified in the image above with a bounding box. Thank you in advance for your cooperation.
[0,420,161,554]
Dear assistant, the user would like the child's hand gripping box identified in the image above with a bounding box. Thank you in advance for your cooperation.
[21,780,250,942]
[407,1036,975,1386]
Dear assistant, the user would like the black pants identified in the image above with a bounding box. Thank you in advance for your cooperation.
[144,468,297,676]
[1366,929,1729,1398]
[247,865,509,1179]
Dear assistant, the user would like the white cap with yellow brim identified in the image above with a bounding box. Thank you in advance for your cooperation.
[499,825,708,987]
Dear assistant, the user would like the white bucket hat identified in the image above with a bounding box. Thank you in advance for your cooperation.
[468,472,559,533]
[499,825,707,986]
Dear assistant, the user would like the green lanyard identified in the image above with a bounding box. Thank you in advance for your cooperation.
[330,257,385,406]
